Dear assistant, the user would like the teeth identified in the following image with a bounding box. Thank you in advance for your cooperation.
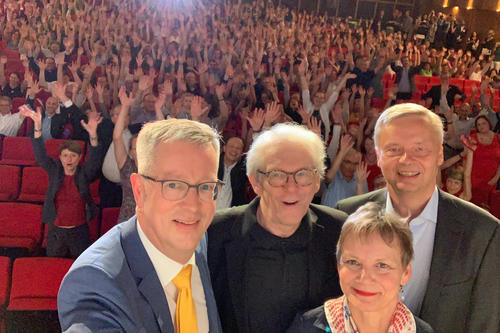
[399,171,419,176]
[175,220,197,225]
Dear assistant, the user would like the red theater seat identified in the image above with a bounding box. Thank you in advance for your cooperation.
[0,256,10,333]
[100,207,120,236]
[8,257,74,311]
[0,137,36,166]
[413,75,428,86]
[45,139,86,163]
[449,78,464,90]
[0,203,42,253]
[17,167,48,203]
[89,179,100,205]
[489,190,500,219]
[428,76,441,86]
[0,165,20,201]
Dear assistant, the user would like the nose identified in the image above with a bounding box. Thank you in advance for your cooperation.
[398,152,412,164]
[357,266,374,282]
[181,186,203,208]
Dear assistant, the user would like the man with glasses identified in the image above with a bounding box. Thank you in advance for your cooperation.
[58,119,222,333]
[207,123,347,333]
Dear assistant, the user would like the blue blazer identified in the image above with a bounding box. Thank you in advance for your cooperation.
[57,216,222,333]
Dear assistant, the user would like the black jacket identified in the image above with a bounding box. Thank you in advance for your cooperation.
[31,136,104,224]
[422,84,465,109]
[217,154,248,207]
[207,198,347,333]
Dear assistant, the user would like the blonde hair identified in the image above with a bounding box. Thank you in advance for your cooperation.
[374,103,444,148]
[336,202,414,267]
[246,122,326,178]
[136,119,220,175]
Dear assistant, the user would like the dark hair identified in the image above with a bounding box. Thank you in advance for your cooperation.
[474,115,492,132]
[59,141,82,155]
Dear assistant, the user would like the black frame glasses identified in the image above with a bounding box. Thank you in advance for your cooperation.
[257,168,318,187]
[140,174,225,201]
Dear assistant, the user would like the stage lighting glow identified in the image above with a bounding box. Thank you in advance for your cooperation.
[442,0,449,8]
[466,0,473,9]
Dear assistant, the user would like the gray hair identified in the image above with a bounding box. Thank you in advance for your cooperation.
[246,123,326,178]
[336,202,414,267]
[136,119,220,175]
[374,103,443,149]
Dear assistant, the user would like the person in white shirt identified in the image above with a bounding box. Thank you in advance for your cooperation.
[0,96,24,136]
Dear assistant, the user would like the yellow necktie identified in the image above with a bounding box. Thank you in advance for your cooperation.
[172,264,198,333]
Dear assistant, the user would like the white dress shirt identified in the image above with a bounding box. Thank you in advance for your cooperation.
[215,162,235,210]
[386,187,438,314]
[0,112,24,136]
[137,220,209,332]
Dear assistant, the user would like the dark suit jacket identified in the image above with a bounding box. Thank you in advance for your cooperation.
[217,154,248,207]
[336,189,500,333]
[58,216,222,333]
[207,198,347,333]
[287,304,434,333]
[422,84,466,109]
[31,136,103,224]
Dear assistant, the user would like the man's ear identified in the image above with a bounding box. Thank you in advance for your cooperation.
[249,173,263,196]
[130,173,145,211]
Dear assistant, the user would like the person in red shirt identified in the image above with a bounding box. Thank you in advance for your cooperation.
[21,105,104,258]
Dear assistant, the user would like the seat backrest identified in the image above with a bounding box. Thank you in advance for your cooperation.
[100,207,120,237]
[0,165,20,201]
[0,136,36,166]
[0,202,43,245]
[18,166,49,203]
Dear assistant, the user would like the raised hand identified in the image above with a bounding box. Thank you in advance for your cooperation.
[189,96,209,120]
[19,105,42,126]
[297,105,310,124]
[80,111,103,135]
[339,134,355,154]
[85,85,95,101]
[215,83,225,99]
[245,108,265,132]
[307,116,322,137]
[356,161,370,182]
[118,86,134,106]
[163,80,173,95]
[52,82,67,101]
[264,101,281,126]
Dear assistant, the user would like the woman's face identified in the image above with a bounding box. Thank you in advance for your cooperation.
[364,137,375,154]
[476,118,491,134]
[446,177,463,195]
[338,232,411,314]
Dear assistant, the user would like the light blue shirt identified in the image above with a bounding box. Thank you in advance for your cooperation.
[321,171,367,208]
[386,187,438,314]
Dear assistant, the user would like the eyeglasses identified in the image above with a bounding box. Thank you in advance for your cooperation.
[140,174,224,202]
[257,168,318,187]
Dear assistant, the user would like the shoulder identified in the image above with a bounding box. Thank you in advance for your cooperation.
[336,189,387,215]
[286,305,326,333]
[415,315,435,333]
[310,203,348,225]
[211,203,249,230]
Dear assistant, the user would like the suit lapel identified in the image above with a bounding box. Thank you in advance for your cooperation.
[306,209,325,302]
[420,190,465,317]
[196,252,221,332]
[121,217,174,333]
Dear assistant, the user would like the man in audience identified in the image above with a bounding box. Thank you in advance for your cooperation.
[208,123,346,333]
[336,103,499,333]
[0,96,24,136]
[216,136,247,210]
[58,119,222,332]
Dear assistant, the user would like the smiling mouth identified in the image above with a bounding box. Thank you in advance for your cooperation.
[173,219,199,226]
[283,201,299,206]
[353,288,378,297]
[398,171,420,177]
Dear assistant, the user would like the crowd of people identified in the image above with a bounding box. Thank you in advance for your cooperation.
[0,0,499,332]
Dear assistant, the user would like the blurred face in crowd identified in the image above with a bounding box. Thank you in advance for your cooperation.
[475,117,491,134]
[338,232,411,314]
[50,43,59,56]
[373,174,387,190]
[446,176,463,195]
[341,150,361,181]
[0,99,11,115]
[249,141,320,237]
[8,73,20,88]
[223,137,244,166]
[45,97,58,116]
[313,92,326,107]
[143,94,156,113]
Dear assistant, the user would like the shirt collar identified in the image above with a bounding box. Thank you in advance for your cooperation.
[136,218,195,288]
[386,187,439,225]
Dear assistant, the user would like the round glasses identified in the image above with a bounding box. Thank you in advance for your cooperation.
[257,168,318,187]
[140,174,224,202]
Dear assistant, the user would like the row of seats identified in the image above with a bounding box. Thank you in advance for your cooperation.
[0,256,74,332]
[0,203,120,254]
[0,137,87,166]
[0,165,99,203]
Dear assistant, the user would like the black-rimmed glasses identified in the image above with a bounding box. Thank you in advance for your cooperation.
[257,168,318,187]
[140,174,224,201]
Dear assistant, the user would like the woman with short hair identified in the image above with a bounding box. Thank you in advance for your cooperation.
[287,202,433,333]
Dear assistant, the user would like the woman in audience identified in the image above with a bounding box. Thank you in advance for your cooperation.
[470,116,500,208]
[438,147,473,201]
[287,202,433,333]
[113,87,139,223]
